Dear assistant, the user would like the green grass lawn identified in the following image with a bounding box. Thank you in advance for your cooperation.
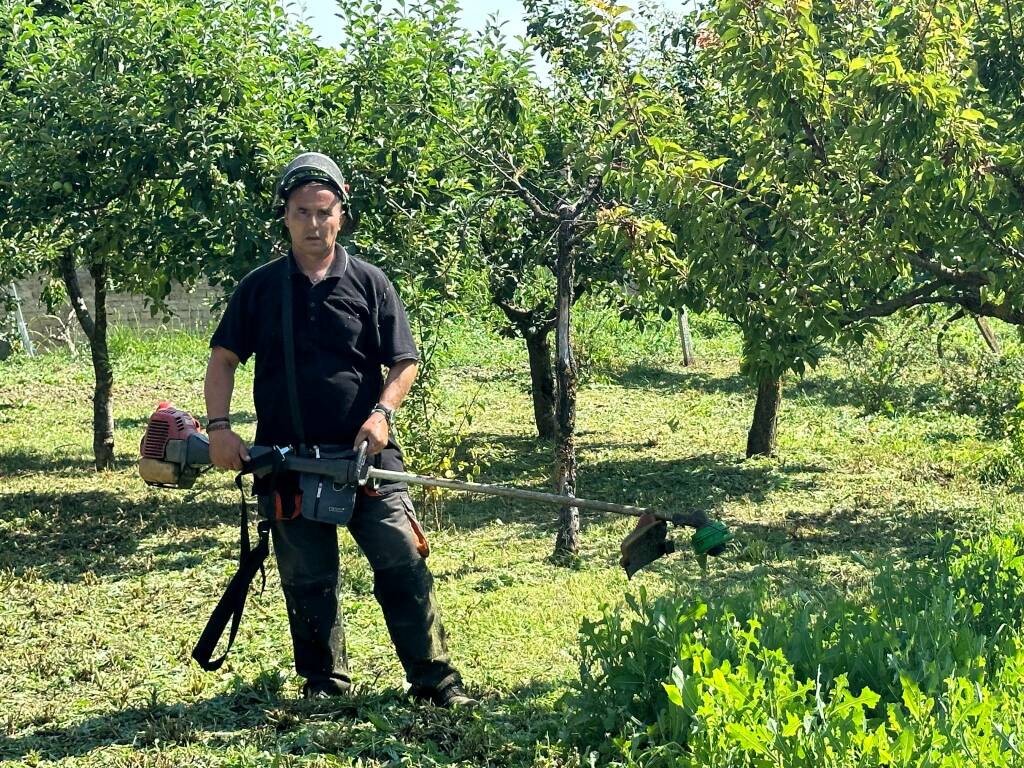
[1,314,1021,766]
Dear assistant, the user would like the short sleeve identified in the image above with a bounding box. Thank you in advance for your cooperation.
[210,281,255,364]
[376,279,419,366]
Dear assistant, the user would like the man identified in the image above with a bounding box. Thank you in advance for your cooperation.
[203,152,473,706]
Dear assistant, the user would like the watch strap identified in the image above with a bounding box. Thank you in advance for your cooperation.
[371,403,394,427]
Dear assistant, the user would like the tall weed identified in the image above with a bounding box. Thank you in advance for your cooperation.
[565,531,1024,765]
[943,348,1024,438]
[571,298,677,383]
[399,285,489,523]
[977,386,1024,487]
[841,314,940,416]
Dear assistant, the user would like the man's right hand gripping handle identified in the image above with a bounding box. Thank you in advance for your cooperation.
[209,429,251,471]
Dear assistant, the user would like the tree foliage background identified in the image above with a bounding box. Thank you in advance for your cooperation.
[2,0,1022,466]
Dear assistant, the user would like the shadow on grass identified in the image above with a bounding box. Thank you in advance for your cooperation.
[715,498,971,588]
[603,363,750,396]
[2,677,562,764]
[0,449,100,474]
[789,372,946,414]
[604,363,952,417]
[0,487,237,582]
[604,364,954,418]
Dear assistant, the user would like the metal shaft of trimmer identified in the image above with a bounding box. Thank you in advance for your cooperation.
[364,467,709,530]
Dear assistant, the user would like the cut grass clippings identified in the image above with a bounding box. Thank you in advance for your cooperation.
[1,314,1021,766]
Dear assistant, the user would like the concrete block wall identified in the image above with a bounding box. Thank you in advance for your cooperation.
[9,271,226,350]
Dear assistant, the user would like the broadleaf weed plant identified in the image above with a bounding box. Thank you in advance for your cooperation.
[565,531,1024,766]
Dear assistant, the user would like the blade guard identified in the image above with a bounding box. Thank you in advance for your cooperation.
[620,514,674,578]
[619,514,734,577]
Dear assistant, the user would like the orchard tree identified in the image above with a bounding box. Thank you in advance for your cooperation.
[610,0,1024,456]
[323,0,638,556]
[448,2,664,557]
[467,30,622,443]
[0,0,324,467]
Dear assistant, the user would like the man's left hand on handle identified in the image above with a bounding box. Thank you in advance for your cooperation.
[354,412,389,455]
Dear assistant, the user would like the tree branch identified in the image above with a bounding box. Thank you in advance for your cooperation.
[493,294,532,327]
[500,179,559,224]
[848,279,1024,327]
[566,219,597,250]
[789,97,827,165]
[961,294,1024,326]
[935,308,965,358]
[974,315,1001,354]
[905,250,985,286]
[995,165,1024,200]
[572,174,603,216]
[419,104,558,223]
[969,206,1024,267]
[846,280,946,320]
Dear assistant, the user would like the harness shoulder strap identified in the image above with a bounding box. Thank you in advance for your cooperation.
[193,263,308,672]
[191,474,270,671]
[281,265,306,455]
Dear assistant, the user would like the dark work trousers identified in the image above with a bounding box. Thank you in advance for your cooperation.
[258,490,460,693]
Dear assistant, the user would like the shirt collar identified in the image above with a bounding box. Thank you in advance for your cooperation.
[287,244,349,281]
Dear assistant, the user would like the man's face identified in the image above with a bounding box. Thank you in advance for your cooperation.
[284,182,345,260]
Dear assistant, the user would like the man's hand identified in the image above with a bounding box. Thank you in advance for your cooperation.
[354,412,389,456]
[209,429,250,471]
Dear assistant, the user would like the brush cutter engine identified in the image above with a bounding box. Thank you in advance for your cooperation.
[138,403,212,489]
[138,404,733,575]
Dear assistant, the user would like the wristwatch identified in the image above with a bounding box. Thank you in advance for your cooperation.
[370,403,394,428]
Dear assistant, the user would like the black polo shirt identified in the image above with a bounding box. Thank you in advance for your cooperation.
[210,245,418,477]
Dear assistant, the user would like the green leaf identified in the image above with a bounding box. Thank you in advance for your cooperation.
[662,682,684,707]
[609,118,630,138]
[726,723,768,754]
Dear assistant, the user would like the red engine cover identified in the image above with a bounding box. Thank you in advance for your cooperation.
[140,402,202,459]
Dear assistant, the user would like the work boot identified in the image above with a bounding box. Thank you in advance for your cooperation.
[302,678,351,700]
[410,680,478,709]
[373,558,461,692]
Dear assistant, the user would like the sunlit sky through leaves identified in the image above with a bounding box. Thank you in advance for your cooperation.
[287,0,684,48]
[288,0,533,47]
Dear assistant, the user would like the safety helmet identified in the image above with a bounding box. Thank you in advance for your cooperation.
[276,152,349,205]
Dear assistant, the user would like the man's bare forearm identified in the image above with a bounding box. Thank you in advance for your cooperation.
[205,347,240,420]
[204,347,249,469]
[379,359,418,412]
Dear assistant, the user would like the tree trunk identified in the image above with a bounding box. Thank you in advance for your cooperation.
[491,292,557,440]
[60,255,115,469]
[524,327,557,439]
[553,206,580,558]
[677,306,695,367]
[746,374,782,458]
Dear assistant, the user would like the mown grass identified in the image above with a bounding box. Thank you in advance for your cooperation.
[1,311,1021,766]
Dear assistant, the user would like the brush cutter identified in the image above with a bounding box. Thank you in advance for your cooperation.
[139,403,732,577]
